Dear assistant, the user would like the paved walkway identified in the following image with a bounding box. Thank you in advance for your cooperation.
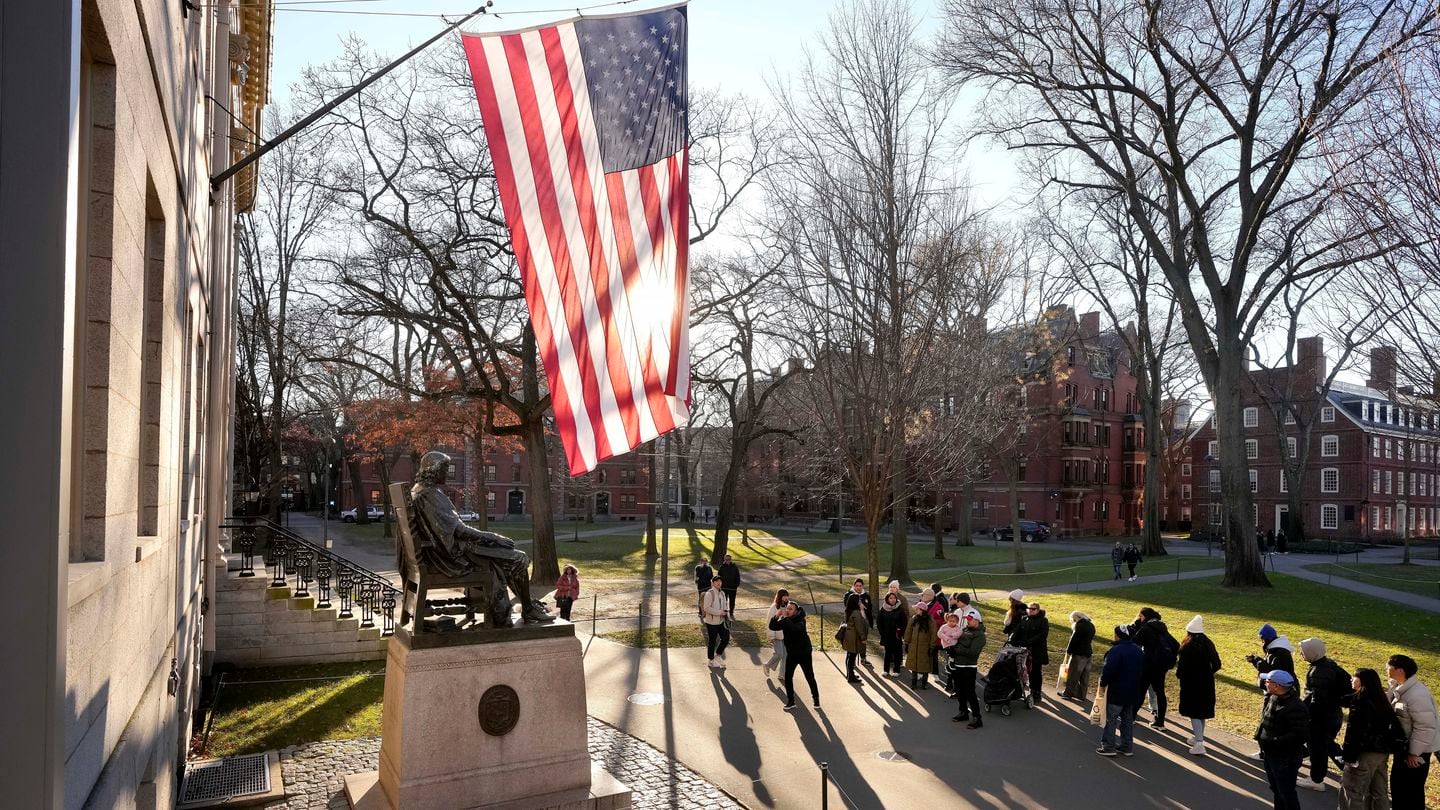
[580,634,1331,810]
[258,717,740,810]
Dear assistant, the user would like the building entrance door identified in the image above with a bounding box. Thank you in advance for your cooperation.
[1275,504,1288,534]
[507,489,525,515]
[595,492,610,516]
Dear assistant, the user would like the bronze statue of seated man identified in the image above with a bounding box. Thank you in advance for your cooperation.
[410,451,553,625]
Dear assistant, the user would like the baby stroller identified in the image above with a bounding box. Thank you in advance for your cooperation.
[982,644,1033,716]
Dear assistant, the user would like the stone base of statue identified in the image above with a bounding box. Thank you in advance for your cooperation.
[344,620,631,810]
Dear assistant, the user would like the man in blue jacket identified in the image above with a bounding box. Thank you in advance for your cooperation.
[1098,625,1146,756]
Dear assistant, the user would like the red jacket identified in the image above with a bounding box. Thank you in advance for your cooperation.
[555,571,580,600]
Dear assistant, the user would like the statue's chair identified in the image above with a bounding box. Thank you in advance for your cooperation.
[391,482,501,631]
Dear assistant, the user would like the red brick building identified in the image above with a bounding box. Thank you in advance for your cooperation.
[970,307,1146,536]
[337,444,651,522]
[1189,343,1440,541]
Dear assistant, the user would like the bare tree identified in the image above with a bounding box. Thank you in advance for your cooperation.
[937,0,1439,586]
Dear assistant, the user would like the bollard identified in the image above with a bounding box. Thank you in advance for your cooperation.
[819,605,825,652]
[1176,558,1181,581]
[592,593,598,637]
[821,762,830,810]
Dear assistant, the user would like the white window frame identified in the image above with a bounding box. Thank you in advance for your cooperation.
[1373,469,1381,494]
[1249,469,1258,493]
[1287,437,1297,458]
[1321,435,1339,457]
[1386,470,1393,494]
[1244,407,1259,428]
[1386,439,1393,459]
[1320,406,1335,423]
[1284,410,1297,425]
[1207,440,1218,459]
[1182,463,1192,477]
[1321,504,1339,530]
[1209,469,1221,493]
[1246,439,1258,460]
[1321,467,1339,494]
[1181,483,1192,500]
[1399,441,1406,462]
[1372,506,1381,528]
[1280,472,1288,494]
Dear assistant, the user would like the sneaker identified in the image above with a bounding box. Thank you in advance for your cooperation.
[812,699,821,709]
[1248,750,1264,761]
[1189,741,1206,756]
[1119,750,1134,757]
[1298,780,1326,792]
[782,703,796,711]
[706,659,718,668]
[966,719,983,729]
[953,713,969,723]
[716,655,727,668]
[1096,747,1118,757]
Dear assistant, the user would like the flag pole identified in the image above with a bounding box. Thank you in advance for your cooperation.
[210,1,494,191]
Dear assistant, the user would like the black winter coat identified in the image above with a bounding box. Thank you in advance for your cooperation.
[768,606,813,655]
[845,590,874,627]
[1131,620,1175,671]
[1175,635,1222,720]
[1066,619,1096,657]
[876,605,907,645]
[1005,610,1050,666]
[1340,697,1402,762]
[718,562,741,590]
[694,564,714,592]
[1249,640,1296,679]
[1255,691,1310,759]
[1304,657,1352,724]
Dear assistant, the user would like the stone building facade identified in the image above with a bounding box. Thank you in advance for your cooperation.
[0,0,272,806]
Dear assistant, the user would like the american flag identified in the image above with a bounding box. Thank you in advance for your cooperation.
[462,5,691,476]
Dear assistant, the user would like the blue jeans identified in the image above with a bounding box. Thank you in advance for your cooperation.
[1262,753,1302,810]
[1101,703,1135,752]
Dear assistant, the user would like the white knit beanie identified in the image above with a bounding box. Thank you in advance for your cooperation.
[1185,615,1205,634]
[1008,589,1024,602]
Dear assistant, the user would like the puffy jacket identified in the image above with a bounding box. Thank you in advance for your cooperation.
[1341,696,1402,761]
[1132,619,1176,670]
[1255,690,1310,759]
[949,625,986,668]
[1006,609,1050,666]
[841,607,869,654]
[1303,657,1352,724]
[877,603,907,644]
[937,621,963,649]
[1250,636,1296,684]
[1391,678,1440,756]
[768,606,813,655]
[1066,618,1096,657]
[903,613,937,673]
[1100,637,1145,707]
[845,589,874,627]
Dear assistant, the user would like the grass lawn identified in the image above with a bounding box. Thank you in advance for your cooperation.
[551,526,839,579]
[199,662,384,758]
[1306,563,1440,600]
[793,538,1078,578]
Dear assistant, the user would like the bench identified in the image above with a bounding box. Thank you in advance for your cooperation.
[391,482,502,632]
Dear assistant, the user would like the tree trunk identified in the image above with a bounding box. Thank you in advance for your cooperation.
[346,457,369,524]
[468,417,488,530]
[675,430,693,522]
[888,442,911,583]
[1213,358,1269,586]
[523,418,560,586]
[377,453,397,539]
[957,482,974,546]
[1140,354,1167,557]
[712,432,751,562]
[866,519,881,608]
[645,439,658,557]
[1009,471,1026,573]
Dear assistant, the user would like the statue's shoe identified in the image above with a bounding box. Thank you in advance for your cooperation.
[522,601,556,623]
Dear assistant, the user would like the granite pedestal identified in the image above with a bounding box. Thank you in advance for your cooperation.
[344,621,629,810]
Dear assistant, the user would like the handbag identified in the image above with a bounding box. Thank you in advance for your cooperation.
[1090,686,1106,726]
[835,623,847,644]
[1057,655,1072,691]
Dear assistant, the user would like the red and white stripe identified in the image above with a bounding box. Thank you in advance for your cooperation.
[462,23,689,475]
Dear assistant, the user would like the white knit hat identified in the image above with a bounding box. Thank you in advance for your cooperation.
[1008,589,1024,602]
[1185,615,1205,634]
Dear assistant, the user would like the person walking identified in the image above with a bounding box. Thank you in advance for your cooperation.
[847,578,874,667]
[1111,541,1125,580]
[1061,610,1096,703]
[1097,625,1145,757]
[1255,670,1310,810]
[877,591,907,677]
[768,601,819,710]
[904,602,937,690]
[1176,615,1222,756]
[1007,601,1051,706]
[1124,544,1142,581]
[1247,623,1297,759]
[841,591,869,684]
[694,557,714,613]
[1132,607,1179,728]
[951,612,986,728]
[700,576,731,668]
[717,554,741,620]
[553,564,580,621]
[762,589,790,678]
[1387,654,1438,809]
[1298,637,1351,792]
[1275,528,1288,554]
[1338,668,1400,810]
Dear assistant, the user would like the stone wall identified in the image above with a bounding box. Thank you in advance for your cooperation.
[214,563,389,667]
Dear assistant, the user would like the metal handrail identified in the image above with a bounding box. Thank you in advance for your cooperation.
[220,516,399,636]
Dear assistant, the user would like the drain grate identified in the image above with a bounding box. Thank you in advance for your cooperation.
[180,753,272,804]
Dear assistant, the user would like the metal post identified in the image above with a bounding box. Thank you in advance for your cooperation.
[821,762,830,810]
[660,434,672,640]
[967,571,976,600]
[323,455,330,549]
[818,605,825,652]
[592,593,598,637]
[1176,558,1181,581]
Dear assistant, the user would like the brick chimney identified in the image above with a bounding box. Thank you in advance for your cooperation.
[1296,336,1326,382]
[1080,311,1101,338]
[1366,346,1397,392]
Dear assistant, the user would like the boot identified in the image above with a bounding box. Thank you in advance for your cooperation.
[522,598,555,623]
[967,717,983,729]
[911,674,918,689]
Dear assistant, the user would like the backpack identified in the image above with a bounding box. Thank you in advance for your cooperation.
[1156,629,1180,670]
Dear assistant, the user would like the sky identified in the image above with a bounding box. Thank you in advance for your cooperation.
[266,0,1020,212]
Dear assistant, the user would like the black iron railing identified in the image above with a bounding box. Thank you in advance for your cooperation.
[220,517,400,636]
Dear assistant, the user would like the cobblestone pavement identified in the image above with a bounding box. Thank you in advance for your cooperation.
[260,717,741,809]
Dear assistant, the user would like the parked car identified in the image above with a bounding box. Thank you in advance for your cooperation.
[992,520,1051,543]
[341,505,387,523]
[456,510,481,522]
